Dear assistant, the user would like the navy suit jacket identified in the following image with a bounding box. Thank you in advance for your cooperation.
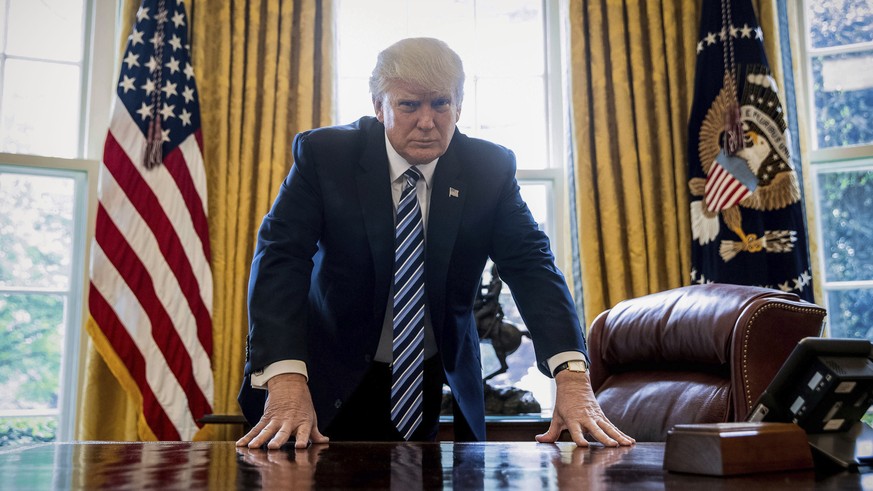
[238,116,587,440]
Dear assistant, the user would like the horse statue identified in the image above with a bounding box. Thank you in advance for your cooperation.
[474,264,531,381]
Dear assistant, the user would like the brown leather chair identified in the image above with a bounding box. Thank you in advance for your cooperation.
[588,284,826,442]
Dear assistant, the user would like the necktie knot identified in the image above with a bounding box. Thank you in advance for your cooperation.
[403,168,422,189]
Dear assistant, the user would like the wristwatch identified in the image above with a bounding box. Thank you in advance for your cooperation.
[552,360,588,377]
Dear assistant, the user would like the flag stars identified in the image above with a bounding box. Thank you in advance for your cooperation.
[162,81,178,98]
[183,63,195,80]
[119,75,136,93]
[136,6,149,21]
[729,25,739,38]
[142,78,157,95]
[793,277,805,291]
[161,128,171,143]
[124,51,140,68]
[179,108,192,126]
[182,86,195,103]
[719,28,727,41]
[136,102,153,121]
[169,34,183,51]
[755,27,764,40]
[166,56,181,74]
[159,104,176,121]
[705,32,717,45]
[146,56,160,72]
[150,32,163,49]
[801,270,812,285]
[171,10,185,28]
[697,41,704,54]
[130,28,144,46]
[740,24,753,38]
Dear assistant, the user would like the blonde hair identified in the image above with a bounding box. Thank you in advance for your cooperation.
[369,37,465,105]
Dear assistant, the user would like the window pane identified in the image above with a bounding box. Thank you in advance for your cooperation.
[0,172,75,289]
[5,0,85,62]
[334,0,550,169]
[0,293,64,413]
[816,169,873,282]
[335,0,406,78]
[811,51,873,149]
[476,0,544,77]
[336,76,374,126]
[826,288,873,339]
[479,183,555,415]
[807,0,873,49]
[520,182,550,234]
[476,77,547,169]
[0,416,57,448]
[407,0,475,58]
[0,59,81,158]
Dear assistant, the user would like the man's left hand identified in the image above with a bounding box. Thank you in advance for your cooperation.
[535,370,635,447]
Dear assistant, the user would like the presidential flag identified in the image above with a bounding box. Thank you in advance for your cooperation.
[87,0,213,440]
[687,0,813,301]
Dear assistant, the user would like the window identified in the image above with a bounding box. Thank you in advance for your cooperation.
[0,0,115,446]
[797,1,873,339]
[335,0,567,416]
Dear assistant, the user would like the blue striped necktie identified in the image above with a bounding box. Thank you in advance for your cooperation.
[391,167,425,441]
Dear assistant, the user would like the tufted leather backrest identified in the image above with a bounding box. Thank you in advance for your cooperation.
[588,284,826,442]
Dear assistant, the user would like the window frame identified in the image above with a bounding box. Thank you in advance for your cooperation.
[793,1,873,334]
[0,155,97,441]
[332,0,570,274]
[332,0,571,416]
[0,0,117,441]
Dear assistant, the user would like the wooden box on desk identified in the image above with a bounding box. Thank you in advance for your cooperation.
[663,422,813,476]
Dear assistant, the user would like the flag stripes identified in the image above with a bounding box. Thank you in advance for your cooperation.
[89,286,182,440]
[93,206,211,421]
[704,162,753,212]
[103,120,212,353]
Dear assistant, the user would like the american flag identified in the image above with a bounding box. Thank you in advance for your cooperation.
[704,149,756,212]
[87,0,213,440]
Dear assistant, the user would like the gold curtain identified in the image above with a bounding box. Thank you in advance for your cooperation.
[567,0,788,327]
[78,0,334,442]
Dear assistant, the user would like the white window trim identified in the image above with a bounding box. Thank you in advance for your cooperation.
[793,1,873,335]
[0,0,117,440]
[0,154,97,441]
[794,3,873,162]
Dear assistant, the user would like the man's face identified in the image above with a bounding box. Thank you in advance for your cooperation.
[374,82,461,166]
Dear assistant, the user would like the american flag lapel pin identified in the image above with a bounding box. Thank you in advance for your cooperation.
[449,187,460,198]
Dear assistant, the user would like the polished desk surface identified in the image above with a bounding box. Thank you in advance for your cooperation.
[0,441,870,490]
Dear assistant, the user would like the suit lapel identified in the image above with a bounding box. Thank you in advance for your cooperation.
[427,131,466,335]
[356,120,394,324]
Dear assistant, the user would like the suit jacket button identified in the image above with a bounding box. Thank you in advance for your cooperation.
[335,399,342,409]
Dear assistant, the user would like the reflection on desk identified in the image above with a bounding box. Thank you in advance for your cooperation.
[0,441,870,489]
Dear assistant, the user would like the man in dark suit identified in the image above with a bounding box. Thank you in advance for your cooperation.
[237,38,633,449]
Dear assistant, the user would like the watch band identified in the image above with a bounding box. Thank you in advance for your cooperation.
[552,360,587,377]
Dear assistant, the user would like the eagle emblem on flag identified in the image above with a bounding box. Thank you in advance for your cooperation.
[690,65,802,262]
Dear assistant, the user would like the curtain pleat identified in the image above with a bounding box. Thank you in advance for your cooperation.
[78,0,333,443]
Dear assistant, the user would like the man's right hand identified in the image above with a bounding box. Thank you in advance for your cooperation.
[235,373,330,449]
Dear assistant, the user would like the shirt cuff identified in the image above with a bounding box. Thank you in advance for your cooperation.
[250,360,308,389]
[546,351,587,377]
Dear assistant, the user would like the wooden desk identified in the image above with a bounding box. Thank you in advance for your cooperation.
[0,441,868,489]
